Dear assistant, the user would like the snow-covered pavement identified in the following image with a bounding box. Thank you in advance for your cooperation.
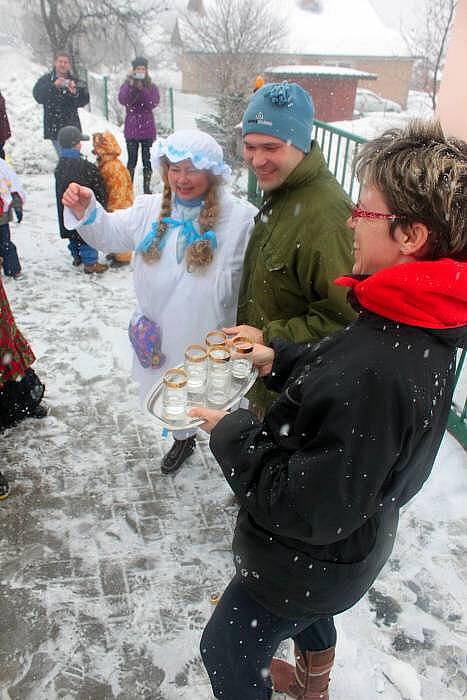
[0,174,466,699]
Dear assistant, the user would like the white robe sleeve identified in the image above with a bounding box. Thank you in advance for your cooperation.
[63,194,159,254]
[0,159,26,209]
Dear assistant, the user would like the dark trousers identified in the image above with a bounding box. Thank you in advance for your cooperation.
[0,368,45,431]
[201,576,337,700]
[0,223,21,277]
[126,139,153,174]
[0,142,5,159]
[67,235,98,265]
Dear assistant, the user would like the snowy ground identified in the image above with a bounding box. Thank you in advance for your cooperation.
[1,41,466,700]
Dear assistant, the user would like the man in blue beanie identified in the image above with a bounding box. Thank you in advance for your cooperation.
[243,80,315,187]
[225,81,355,410]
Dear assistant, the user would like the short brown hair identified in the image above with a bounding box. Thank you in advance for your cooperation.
[354,119,467,261]
[54,50,71,61]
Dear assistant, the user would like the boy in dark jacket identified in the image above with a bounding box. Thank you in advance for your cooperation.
[55,126,108,273]
[190,120,467,700]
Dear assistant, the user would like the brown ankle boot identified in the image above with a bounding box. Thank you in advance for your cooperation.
[270,644,335,699]
[84,262,108,274]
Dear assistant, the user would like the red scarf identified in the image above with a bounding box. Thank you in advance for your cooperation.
[335,259,467,329]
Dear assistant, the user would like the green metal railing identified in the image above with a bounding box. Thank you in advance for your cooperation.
[448,351,467,446]
[312,119,366,202]
[246,119,467,449]
[246,119,366,204]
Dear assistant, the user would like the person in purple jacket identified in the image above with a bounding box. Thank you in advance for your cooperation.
[0,89,12,160]
[118,57,160,194]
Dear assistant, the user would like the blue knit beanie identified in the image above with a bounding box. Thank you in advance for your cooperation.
[242,82,314,153]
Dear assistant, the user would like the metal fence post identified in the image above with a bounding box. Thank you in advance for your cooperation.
[103,76,109,121]
[247,168,262,207]
[169,87,175,131]
[81,68,91,112]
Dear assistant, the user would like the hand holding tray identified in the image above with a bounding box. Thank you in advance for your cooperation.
[145,364,258,431]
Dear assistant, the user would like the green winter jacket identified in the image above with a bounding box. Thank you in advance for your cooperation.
[237,142,356,410]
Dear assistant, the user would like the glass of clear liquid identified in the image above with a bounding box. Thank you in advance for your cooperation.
[162,367,188,420]
[231,336,254,380]
[185,344,208,403]
[207,347,231,406]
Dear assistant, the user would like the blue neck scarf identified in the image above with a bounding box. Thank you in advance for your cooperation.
[163,217,217,264]
[175,194,204,208]
[135,217,218,263]
[60,148,81,158]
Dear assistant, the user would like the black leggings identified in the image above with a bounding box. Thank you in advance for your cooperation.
[126,139,153,173]
[200,576,336,700]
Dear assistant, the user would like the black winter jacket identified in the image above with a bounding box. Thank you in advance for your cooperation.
[33,70,89,140]
[210,260,467,619]
[55,155,106,239]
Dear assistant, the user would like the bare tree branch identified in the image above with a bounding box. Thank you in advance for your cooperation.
[431,0,456,110]
[402,0,457,110]
[182,0,287,163]
[23,0,167,72]
[182,0,287,93]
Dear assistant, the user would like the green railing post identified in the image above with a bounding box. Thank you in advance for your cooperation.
[169,87,175,131]
[448,350,467,446]
[81,68,90,112]
[103,76,109,121]
[247,168,262,207]
[334,135,342,178]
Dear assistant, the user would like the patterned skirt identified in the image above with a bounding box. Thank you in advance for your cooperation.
[0,277,44,430]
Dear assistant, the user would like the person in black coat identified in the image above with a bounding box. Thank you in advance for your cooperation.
[189,120,467,700]
[55,126,108,274]
[33,51,89,156]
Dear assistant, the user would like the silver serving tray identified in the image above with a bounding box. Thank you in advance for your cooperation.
[145,365,258,431]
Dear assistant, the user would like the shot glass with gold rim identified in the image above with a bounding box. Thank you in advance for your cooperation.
[184,344,208,400]
[207,346,231,405]
[162,367,188,419]
[231,336,254,380]
[205,330,227,349]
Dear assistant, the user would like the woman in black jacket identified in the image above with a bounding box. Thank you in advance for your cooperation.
[189,120,467,700]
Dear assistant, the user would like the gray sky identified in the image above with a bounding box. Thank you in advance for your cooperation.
[370,0,422,30]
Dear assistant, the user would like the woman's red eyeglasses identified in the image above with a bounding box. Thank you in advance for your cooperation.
[350,206,402,223]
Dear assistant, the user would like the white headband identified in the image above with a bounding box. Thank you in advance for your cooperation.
[151,129,231,182]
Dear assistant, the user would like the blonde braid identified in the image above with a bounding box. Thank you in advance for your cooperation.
[186,176,221,272]
[142,161,172,264]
